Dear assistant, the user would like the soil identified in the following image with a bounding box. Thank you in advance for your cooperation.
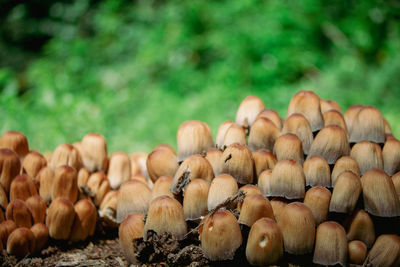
[0,228,129,267]
[133,230,209,267]
[0,227,367,267]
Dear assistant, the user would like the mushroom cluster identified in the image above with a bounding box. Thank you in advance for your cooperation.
[119,91,400,266]
[1,91,399,266]
[0,131,150,258]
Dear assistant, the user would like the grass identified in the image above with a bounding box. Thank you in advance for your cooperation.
[1,76,399,154]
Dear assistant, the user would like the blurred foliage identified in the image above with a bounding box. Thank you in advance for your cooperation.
[0,0,399,153]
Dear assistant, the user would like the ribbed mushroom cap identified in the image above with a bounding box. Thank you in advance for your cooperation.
[277,202,315,255]
[6,200,33,228]
[31,223,48,253]
[361,169,400,217]
[118,213,144,264]
[77,167,90,188]
[256,109,282,129]
[313,221,347,266]
[146,147,178,183]
[87,172,111,206]
[331,156,360,186]
[235,95,266,130]
[25,195,47,224]
[116,179,151,223]
[257,169,273,197]
[308,125,350,164]
[0,148,21,192]
[270,198,289,222]
[366,234,400,267]
[346,209,375,248]
[252,149,277,180]
[99,190,118,213]
[207,174,238,211]
[248,118,280,152]
[52,165,78,203]
[303,186,331,225]
[0,220,17,248]
[238,194,274,226]
[6,227,35,258]
[46,198,75,240]
[273,133,304,165]
[304,155,331,187]
[10,174,38,202]
[344,105,363,136]
[200,209,242,261]
[220,143,254,185]
[0,130,29,158]
[130,152,147,177]
[177,120,213,162]
[223,123,247,148]
[239,184,262,196]
[350,141,383,175]
[50,144,82,171]
[287,90,324,132]
[348,240,367,265]
[245,218,283,266]
[108,152,132,189]
[98,192,119,228]
[144,196,187,240]
[323,109,348,133]
[183,178,210,220]
[329,171,361,214]
[393,171,400,198]
[349,106,385,144]
[215,120,234,150]
[205,148,222,177]
[282,113,313,155]
[382,136,400,176]
[151,176,174,201]
[171,154,214,194]
[70,199,97,242]
[22,150,47,179]
[266,160,305,199]
[37,166,54,203]
[80,133,108,172]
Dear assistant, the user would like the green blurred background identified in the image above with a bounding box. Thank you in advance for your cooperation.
[0,0,399,153]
